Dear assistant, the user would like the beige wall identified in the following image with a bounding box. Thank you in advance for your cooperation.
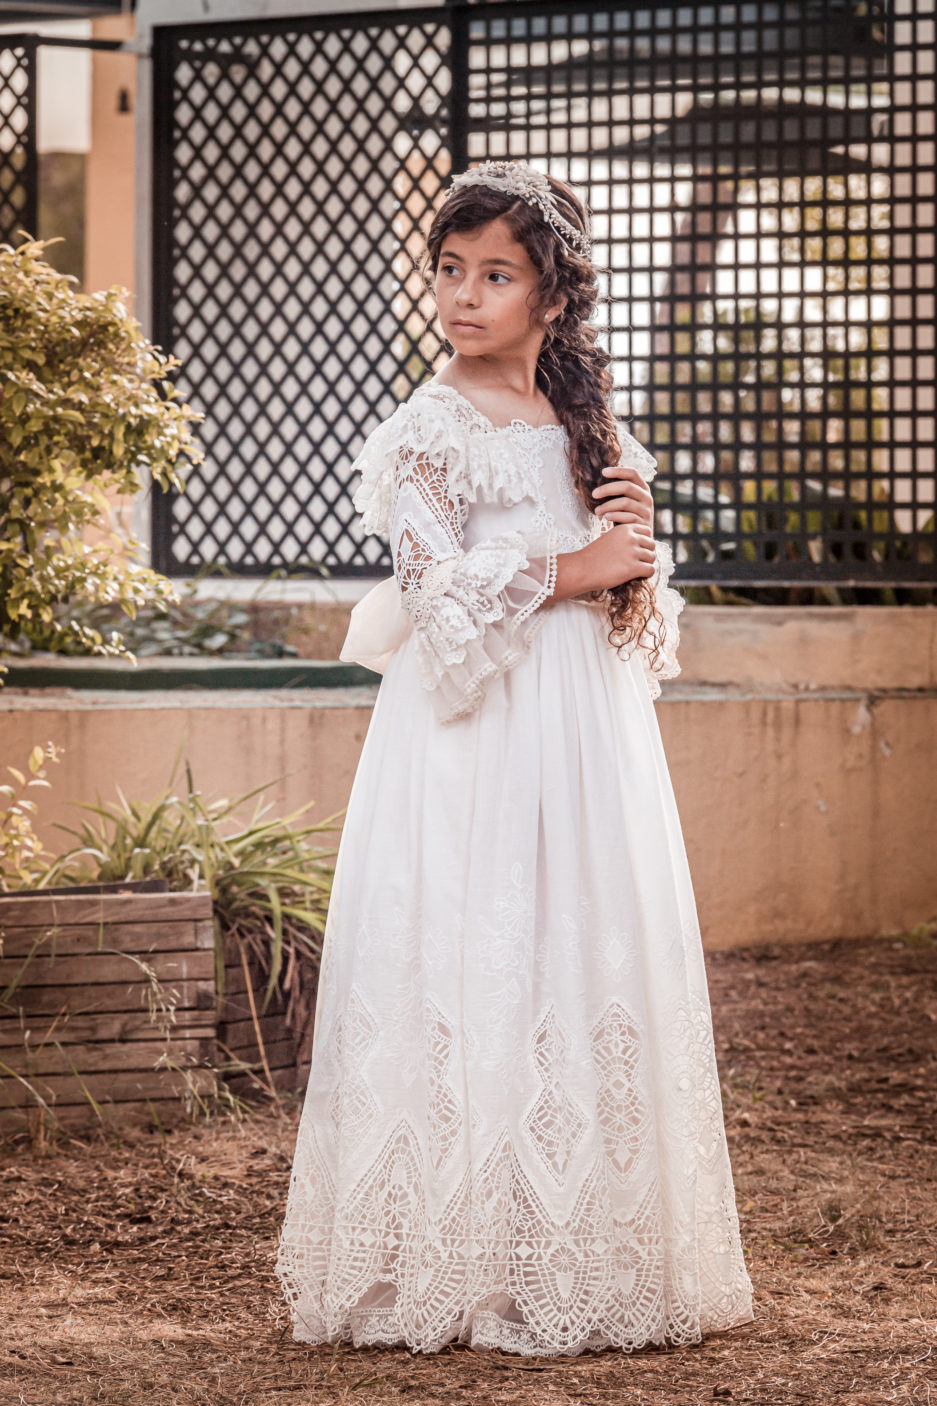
[85,15,136,297]
[2,607,935,949]
[663,689,934,947]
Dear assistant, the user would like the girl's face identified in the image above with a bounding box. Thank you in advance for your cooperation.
[433,216,561,357]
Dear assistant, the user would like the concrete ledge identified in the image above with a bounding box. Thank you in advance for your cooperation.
[0,656,378,690]
[674,604,937,691]
[0,685,381,712]
[655,687,936,949]
[1,606,934,949]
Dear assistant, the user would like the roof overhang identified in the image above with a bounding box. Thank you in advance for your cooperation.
[0,1,133,19]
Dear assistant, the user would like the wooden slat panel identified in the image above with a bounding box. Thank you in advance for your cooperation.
[220,961,252,996]
[0,1066,219,1109]
[0,1098,195,1132]
[0,892,213,927]
[0,950,214,987]
[218,1014,292,1048]
[227,1062,299,1096]
[217,993,287,1024]
[219,1037,297,1071]
[3,978,215,1016]
[3,1036,217,1077]
[0,884,310,1120]
[0,1013,215,1047]
[0,918,215,957]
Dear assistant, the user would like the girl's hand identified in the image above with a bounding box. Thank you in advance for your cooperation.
[591,466,655,532]
[551,522,657,602]
[588,521,656,591]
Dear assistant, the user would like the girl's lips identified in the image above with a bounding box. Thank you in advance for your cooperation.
[451,320,484,331]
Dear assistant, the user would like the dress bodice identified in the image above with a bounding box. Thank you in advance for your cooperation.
[344,375,682,718]
[409,383,596,555]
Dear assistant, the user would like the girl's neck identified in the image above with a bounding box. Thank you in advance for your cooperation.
[441,351,541,399]
[432,363,559,430]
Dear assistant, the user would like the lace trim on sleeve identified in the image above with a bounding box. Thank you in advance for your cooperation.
[618,426,659,484]
[350,390,541,538]
[412,526,560,725]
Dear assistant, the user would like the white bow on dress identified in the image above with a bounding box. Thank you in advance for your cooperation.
[339,575,413,675]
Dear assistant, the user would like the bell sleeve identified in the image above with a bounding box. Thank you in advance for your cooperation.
[351,399,559,724]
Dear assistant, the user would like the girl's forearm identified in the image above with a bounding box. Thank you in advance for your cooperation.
[550,524,657,604]
[551,545,598,603]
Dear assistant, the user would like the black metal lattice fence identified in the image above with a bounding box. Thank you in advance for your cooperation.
[152,10,454,578]
[0,39,36,247]
[116,5,937,580]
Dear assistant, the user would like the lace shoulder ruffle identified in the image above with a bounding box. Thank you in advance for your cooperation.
[350,385,542,537]
[618,425,659,484]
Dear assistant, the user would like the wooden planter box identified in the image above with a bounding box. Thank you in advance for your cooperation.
[217,936,313,1097]
[0,887,317,1135]
[0,890,217,1132]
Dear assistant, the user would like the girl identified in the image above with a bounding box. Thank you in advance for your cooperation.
[275,161,753,1357]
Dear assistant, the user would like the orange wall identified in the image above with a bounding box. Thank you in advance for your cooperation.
[85,15,136,298]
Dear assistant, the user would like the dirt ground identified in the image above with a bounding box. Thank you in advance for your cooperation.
[1,932,935,1406]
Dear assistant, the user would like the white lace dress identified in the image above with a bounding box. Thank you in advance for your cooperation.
[275,379,753,1356]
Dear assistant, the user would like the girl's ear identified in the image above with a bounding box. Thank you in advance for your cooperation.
[545,295,568,323]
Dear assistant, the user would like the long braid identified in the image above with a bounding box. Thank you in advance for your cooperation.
[425,177,665,665]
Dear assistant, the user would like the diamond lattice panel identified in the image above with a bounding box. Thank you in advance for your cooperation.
[0,45,34,245]
[157,17,452,576]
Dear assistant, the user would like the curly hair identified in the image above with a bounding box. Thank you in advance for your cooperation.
[423,173,665,667]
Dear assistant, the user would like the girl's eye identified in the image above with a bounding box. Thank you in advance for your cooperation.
[439,264,509,283]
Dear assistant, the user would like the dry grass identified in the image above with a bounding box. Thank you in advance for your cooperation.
[1,934,935,1406]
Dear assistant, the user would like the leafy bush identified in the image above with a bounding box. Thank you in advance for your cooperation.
[0,235,202,667]
[0,744,62,892]
[20,571,301,660]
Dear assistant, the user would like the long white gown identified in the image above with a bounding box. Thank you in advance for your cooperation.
[275,378,753,1356]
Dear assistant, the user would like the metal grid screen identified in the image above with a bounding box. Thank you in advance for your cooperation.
[152,2,936,583]
[151,13,452,576]
[0,40,36,247]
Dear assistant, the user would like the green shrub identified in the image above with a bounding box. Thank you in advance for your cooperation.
[0,743,61,892]
[0,235,201,668]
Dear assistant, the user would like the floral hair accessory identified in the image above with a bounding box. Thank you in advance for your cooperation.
[447,159,591,259]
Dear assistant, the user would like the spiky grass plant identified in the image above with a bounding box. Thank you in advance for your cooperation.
[42,754,338,1046]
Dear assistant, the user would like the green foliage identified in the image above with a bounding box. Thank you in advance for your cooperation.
[0,235,202,666]
[64,584,260,658]
[42,755,337,1018]
[29,571,299,659]
[0,743,62,892]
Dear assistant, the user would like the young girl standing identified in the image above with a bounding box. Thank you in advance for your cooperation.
[275,161,753,1357]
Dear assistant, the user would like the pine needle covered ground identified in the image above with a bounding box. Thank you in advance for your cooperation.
[2,933,935,1406]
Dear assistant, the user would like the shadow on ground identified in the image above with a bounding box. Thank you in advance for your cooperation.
[2,933,935,1406]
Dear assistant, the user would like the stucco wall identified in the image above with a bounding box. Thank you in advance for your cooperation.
[86,16,137,297]
[2,607,934,949]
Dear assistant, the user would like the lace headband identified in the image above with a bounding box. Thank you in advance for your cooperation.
[447,160,591,259]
